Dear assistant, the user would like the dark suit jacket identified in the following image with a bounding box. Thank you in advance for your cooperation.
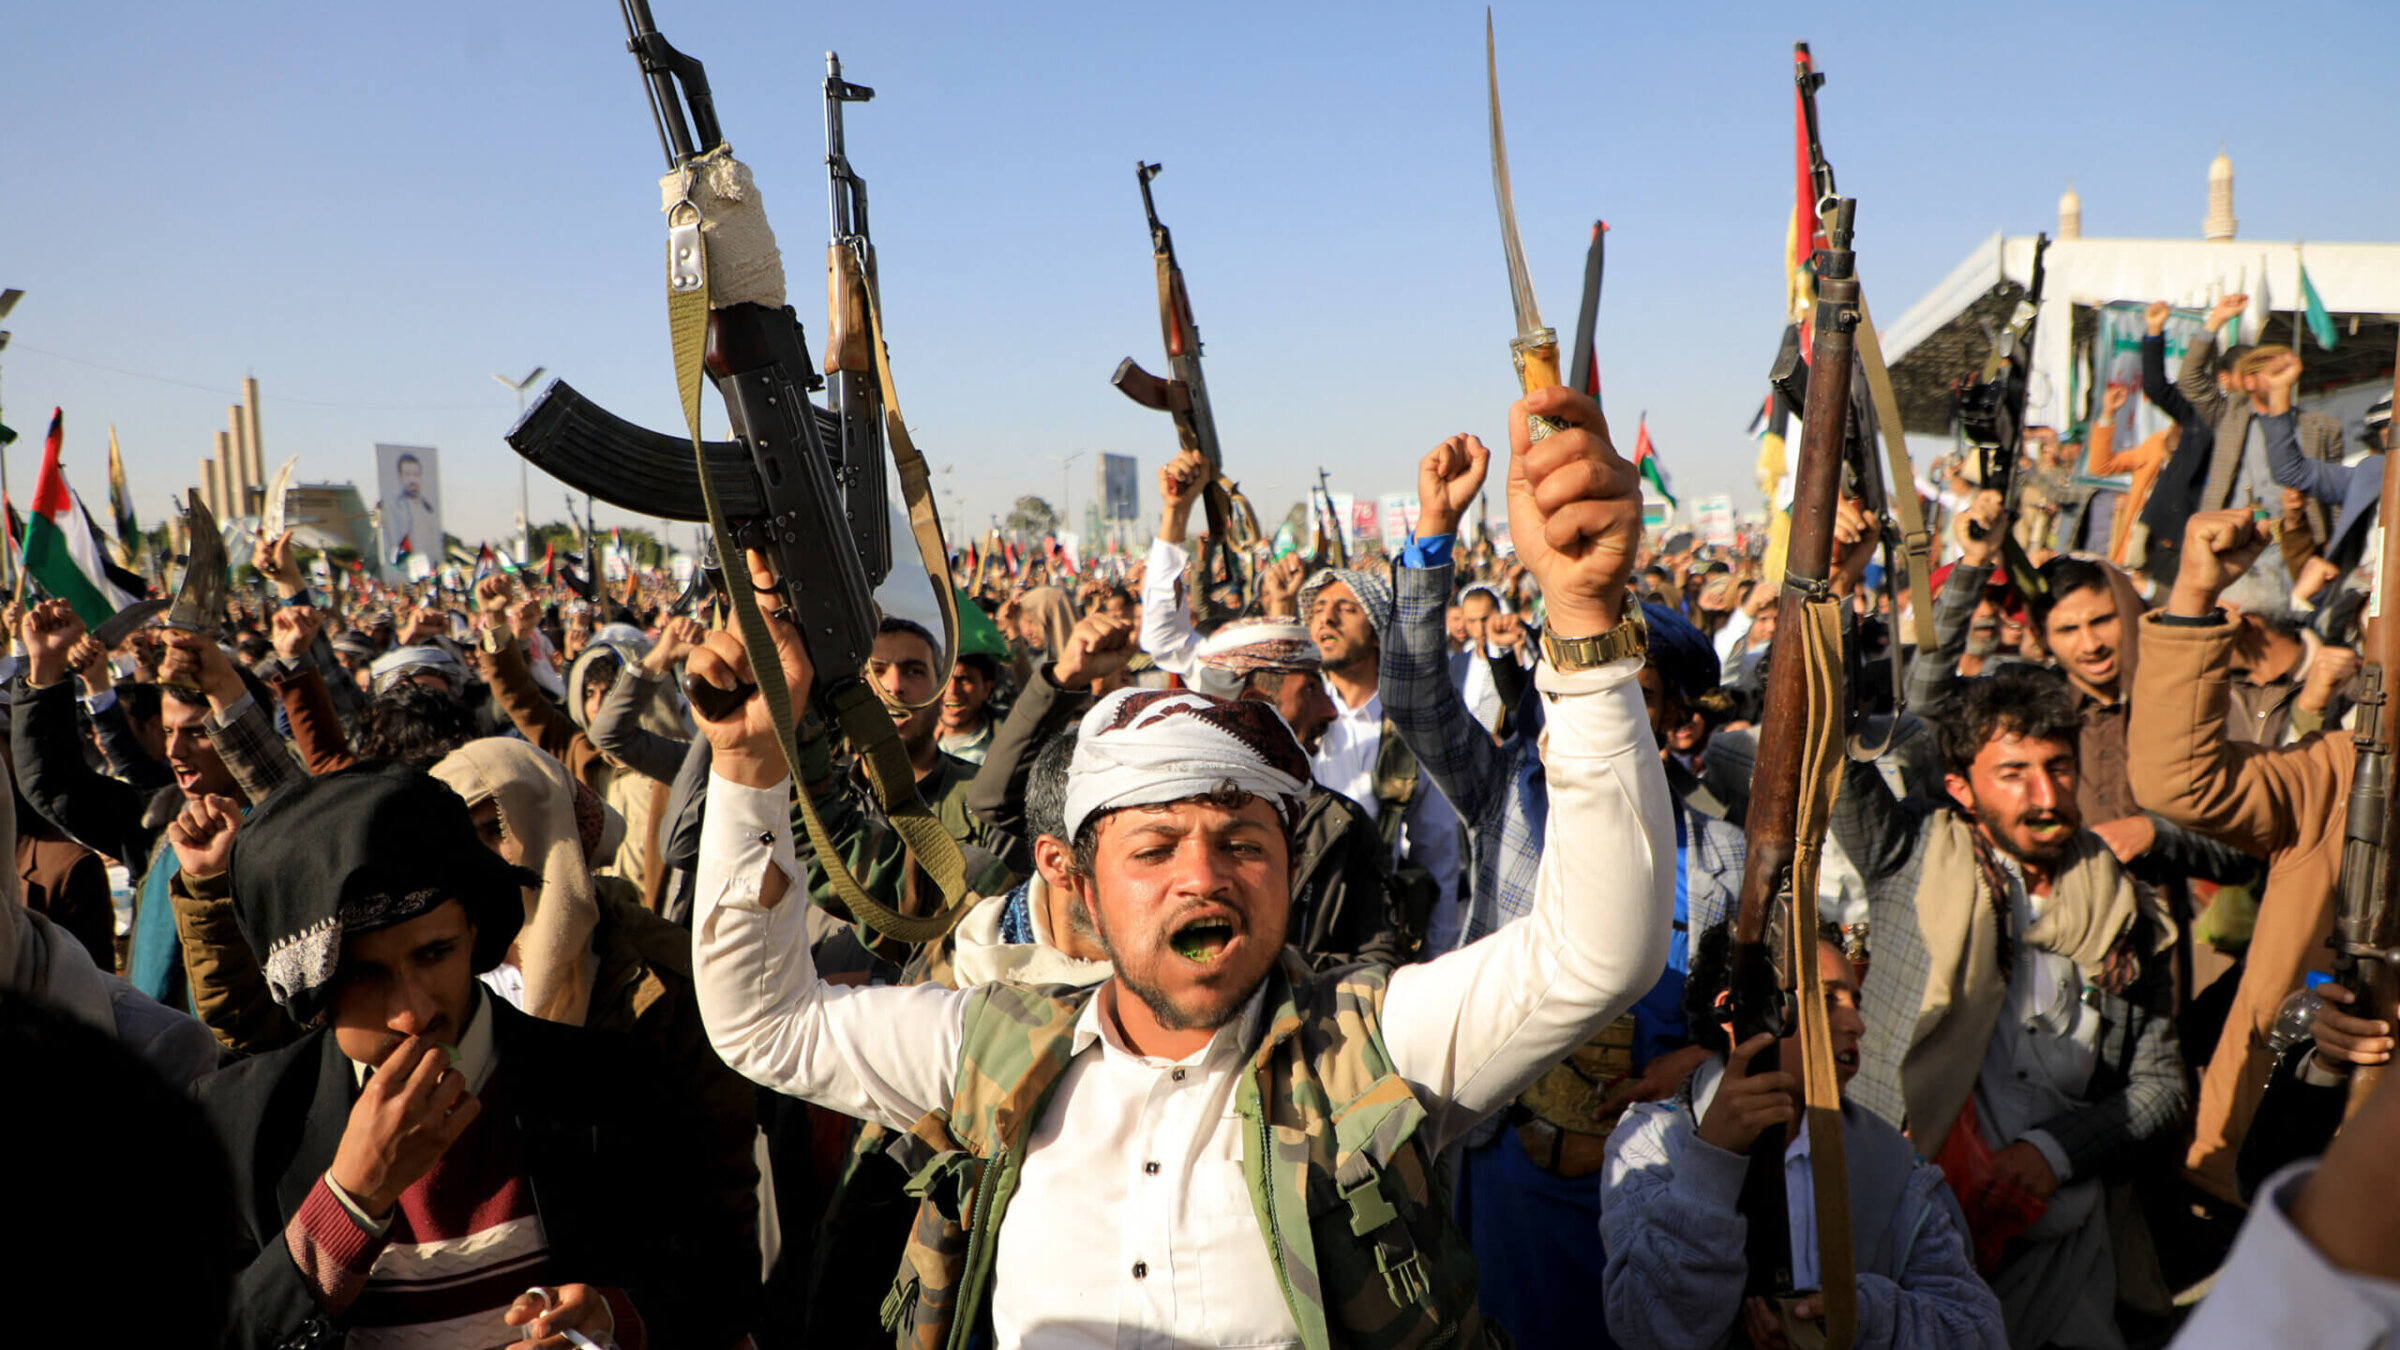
[194,997,754,1350]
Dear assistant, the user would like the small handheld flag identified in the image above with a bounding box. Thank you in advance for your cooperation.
[1632,414,1677,510]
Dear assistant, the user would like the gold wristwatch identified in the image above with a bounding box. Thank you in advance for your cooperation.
[1540,594,1646,673]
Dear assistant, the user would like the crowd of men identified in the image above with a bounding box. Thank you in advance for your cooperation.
[5,321,2400,1349]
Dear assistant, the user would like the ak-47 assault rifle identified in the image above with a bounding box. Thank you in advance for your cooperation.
[1955,235,2052,605]
[511,4,874,680]
[1114,164,1262,621]
[506,0,973,942]
[823,51,893,588]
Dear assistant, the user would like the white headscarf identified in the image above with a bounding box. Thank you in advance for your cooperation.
[1061,688,1311,842]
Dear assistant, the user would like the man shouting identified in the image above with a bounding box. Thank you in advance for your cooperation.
[691,388,1675,1349]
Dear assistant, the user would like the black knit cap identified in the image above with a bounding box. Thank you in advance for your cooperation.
[229,761,538,1026]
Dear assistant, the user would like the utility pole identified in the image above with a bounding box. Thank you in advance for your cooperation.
[1044,451,1084,538]
[491,367,546,562]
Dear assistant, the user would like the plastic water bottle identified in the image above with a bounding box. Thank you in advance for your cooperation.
[2265,971,2338,1055]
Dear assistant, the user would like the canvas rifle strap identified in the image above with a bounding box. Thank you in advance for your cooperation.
[669,194,976,948]
[1787,594,1858,1350]
[1852,291,1937,655]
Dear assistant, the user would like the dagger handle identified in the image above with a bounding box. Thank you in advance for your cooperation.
[1512,331,1566,442]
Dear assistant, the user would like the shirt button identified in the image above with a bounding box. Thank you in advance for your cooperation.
[1132,1262,1148,1279]
[1144,1161,1160,1175]
[1172,1069,1186,1082]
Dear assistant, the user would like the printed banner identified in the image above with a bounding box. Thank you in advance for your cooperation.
[375,443,443,583]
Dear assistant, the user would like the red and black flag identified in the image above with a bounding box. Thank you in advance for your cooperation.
[1567,221,1608,404]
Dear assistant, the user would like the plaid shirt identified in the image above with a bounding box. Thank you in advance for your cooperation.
[205,691,308,807]
[1384,558,1548,944]
[1830,755,2188,1173]
[1385,558,1744,947]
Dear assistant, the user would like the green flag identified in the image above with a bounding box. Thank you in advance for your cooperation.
[2299,259,2338,352]
[953,586,1011,663]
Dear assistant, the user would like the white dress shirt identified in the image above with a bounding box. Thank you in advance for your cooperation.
[1140,536,1243,698]
[1313,680,1465,951]
[692,654,1673,1348]
[1139,537,1202,677]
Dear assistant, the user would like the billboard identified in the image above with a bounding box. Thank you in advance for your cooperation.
[1349,498,1378,551]
[1694,494,1736,549]
[375,443,442,581]
[1097,453,1140,522]
[1379,493,1421,554]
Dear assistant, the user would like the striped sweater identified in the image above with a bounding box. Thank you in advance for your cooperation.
[284,1020,644,1347]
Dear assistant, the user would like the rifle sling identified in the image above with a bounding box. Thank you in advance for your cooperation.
[1852,290,1936,658]
[669,190,976,948]
[1788,595,1858,1350]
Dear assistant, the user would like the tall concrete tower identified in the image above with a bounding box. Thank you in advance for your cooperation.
[241,377,264,493]
[227,404,251,512]
[2204,147,2236,242]
[2057,181,2082,241]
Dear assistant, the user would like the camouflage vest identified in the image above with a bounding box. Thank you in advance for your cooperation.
[881,950,1499,1350]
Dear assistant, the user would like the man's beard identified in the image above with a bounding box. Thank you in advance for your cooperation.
[1096,924,1269,1033]
[1974,797,2077,864]
[1113,960,1257,1032]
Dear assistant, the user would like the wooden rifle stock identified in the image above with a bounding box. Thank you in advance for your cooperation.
[825,243,874,373]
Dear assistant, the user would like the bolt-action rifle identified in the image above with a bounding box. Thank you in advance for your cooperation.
[1113,163,1261,620]
[1727,192,1867,1350]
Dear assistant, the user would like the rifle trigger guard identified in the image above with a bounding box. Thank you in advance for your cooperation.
[668,200,705,294]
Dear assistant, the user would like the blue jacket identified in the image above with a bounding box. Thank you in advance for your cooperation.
[2261,406,2383,570]
[1601,1059,2006,1350]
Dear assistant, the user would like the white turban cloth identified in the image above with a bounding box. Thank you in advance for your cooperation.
[1062,689,1312,843]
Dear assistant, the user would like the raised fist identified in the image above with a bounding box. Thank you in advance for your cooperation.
[168,793,242,880]
[1416,433,1492,539]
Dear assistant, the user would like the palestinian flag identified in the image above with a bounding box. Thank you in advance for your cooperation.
[392,534,413,567]
[1632,414,1677,510]
[473,544,497,584]
[23,411,141,625]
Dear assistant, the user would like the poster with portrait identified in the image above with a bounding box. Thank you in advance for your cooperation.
[376,443,443,582]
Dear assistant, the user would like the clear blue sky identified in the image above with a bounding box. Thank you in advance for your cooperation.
[4,0,2393,548]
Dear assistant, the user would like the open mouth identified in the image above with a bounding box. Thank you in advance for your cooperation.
[1170,916,1239,964]
[1833,1048,1859,1071]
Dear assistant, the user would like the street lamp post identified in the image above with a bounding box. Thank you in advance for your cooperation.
[491,367,547,562]
[1044,451,1084,540]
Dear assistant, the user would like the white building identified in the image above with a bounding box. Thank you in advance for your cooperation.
[1883,149,2399,442]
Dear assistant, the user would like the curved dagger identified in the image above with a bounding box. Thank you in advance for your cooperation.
[1486,10,1564,440]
